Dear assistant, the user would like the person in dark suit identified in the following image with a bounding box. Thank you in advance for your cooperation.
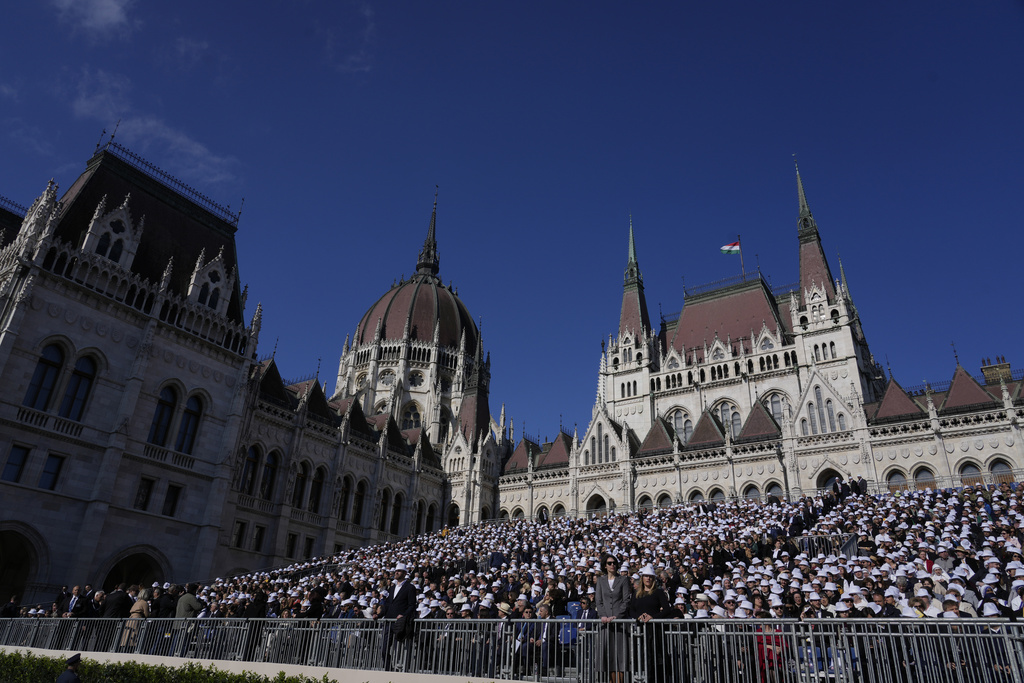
[61,586,86,618]
[102,584,133,619]
[529,603,560,675]
[381,562,417,671]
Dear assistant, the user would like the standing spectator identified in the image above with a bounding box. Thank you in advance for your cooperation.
[381,562,417,671]
[595,554,630,683]
[172,583,203,656]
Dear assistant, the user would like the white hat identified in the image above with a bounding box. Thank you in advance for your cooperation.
[639,564,657,577]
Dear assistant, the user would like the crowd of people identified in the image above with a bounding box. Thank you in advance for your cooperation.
[5,478,1024,674]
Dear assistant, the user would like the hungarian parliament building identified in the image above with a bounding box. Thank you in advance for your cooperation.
[0,141,1020,604]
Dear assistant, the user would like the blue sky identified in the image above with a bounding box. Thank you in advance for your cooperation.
[2,2,1023,442]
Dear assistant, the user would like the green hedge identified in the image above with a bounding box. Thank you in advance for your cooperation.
[0,651,342,683]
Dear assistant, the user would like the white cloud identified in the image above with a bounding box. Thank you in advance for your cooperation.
[175,37,210,69]
[52,0,135,33]
[72,68,131,121]
[118,117,239,185]
[71,68,238,186]
[325,2,376,74]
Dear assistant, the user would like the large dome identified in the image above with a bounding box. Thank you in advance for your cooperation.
[354,272,478,349]
[354,199,478,350]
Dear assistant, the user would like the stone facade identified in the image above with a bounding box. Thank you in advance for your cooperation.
[0,143,1020,608]
[496,169,1024,520]
[0,143,509,606]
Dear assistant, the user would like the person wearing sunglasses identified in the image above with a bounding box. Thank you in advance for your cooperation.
[595,555,631,683]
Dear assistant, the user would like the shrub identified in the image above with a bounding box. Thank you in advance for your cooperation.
[0,651,341,683]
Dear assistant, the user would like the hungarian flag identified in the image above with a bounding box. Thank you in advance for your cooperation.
[721,241,740,254]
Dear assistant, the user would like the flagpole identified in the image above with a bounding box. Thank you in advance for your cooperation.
[738,234,744,276]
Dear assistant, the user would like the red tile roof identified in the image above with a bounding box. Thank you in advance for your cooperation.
[940,366,999,412]
[637,417,677,456]
[873,379,926,421]
[799,237,836,305]
[354,274,478,349]
[669,279,784,361]
[536,432,573,468]
[504,438,541,473]
[736,401,781,442]
[686,410,726,448]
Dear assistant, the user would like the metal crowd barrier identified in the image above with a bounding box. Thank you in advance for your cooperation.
[2,616,1023,683]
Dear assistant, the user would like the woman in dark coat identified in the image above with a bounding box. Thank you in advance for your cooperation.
[595,554,631,683]
[630,564,672,683]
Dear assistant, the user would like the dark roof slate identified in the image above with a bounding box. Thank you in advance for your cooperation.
[873,379,926,421]
[940,366,999,413]
[686,410,726,448]
[736,401,781,442]
[637,417,677,456]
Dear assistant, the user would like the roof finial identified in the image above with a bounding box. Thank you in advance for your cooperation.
[416,185,440,277]
[794,155,810,217]
[952,341,960,366]
[794,155,818,237]
[627,214,637,263]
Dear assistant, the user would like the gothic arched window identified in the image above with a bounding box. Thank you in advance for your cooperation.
[175,396,202,454]
[401,403,421,429]
[58,356,97,421]
[24,344,64,411]
[148,387,177,446]
[260,451,278,501]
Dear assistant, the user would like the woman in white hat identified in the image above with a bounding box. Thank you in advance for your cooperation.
[629,564,671,682]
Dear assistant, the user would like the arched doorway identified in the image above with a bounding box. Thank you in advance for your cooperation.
[102,552,163,593]
[586,494,607,516]
[0,530,38,603]
[657,494,673,508]
[816,468,841,491]
[536,506,549,523]
[425,503,437,532]
[689,490,705,502]
[637,495,653,511]
[552,503,566,517]
[446,504,460,528]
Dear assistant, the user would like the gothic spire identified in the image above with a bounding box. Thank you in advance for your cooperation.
[793,160,836,304]
[795,159,818,237]
[619,218,651,337]
[416,186,440,277]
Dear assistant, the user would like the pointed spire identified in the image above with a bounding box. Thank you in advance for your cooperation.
[794,158,835,303]
[160,257,174,291]
[628,214,638,263]
[795,159,811,219]
[250,302,263,335]
[416,186,440,277]
[192,248,207,278]
[619,217,651,337]
[838,254,857,315]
